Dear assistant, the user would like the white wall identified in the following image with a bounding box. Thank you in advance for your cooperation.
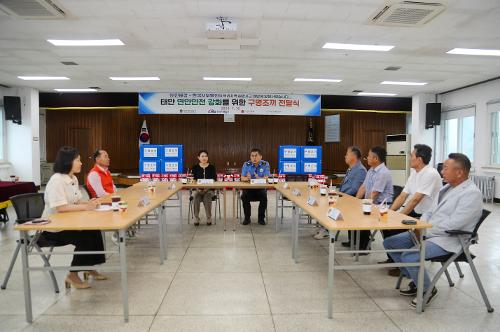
[437,78,500,198]
[0,87,41,185]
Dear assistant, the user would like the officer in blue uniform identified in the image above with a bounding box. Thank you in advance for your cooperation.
[241,148,270,225]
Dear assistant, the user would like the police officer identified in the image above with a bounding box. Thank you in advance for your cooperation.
[241,148,270,225]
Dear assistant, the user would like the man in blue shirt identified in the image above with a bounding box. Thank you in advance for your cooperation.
[314,146,367,240]
[355,146,393,251]
[241,148,270,225]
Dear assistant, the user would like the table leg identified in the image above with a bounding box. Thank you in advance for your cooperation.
[223,188,227,231]
[163,206,168,258]
[119,229,129,322]
[158,206,165,264]
[20,231,33,323]
[233,188,237,231]
[327,230,336,318]
[355,230,360,262]
[275,189,279,232]
[416,229,426,313]
[178,190,183,233]
[292,205,299,263]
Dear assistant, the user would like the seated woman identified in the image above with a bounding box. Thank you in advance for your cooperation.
[191,150,217,226]
[41,146,106,289]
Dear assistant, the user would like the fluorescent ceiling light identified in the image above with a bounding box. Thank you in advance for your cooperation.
[294,78,342,83]
[203,77,252,81]
[358,92,397,96]
[109,77,160,81]
[447,48,500,56]
[54,88,97,92]
[381,81,427,86]
[47,39,124,46]
[18,76,69,80]
[322,42,394,51]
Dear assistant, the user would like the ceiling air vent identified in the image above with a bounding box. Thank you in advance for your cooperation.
[369,1,446,26]
[0,0,66,19]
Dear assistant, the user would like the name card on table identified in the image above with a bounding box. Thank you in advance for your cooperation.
[138,196,151,207]
[168,183,177,190]
[283,182,289,189]
[292,188,301,196]
[307,196,318,206]
[328,208,343,221]
[251,178,267,184]
[197,179,214,184]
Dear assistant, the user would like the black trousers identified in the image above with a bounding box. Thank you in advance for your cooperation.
[241,189,267,220]
[42,230,106,271]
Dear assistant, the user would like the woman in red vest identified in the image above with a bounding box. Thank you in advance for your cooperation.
[86,149,116,198]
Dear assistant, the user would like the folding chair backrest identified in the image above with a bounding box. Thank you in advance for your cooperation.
[10,193,45,223]
[472,209,491,238]
[393,185,404,201]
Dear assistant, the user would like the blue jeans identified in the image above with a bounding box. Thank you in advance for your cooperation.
[383,232,449,291]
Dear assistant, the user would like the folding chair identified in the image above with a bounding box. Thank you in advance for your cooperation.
[1,193,61,293]
[395,209,494,313]
[187,189,221,224]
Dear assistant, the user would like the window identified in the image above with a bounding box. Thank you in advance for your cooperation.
[489,100,500,165]
[442,106,475,162]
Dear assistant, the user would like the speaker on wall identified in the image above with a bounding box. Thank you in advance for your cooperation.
[425,102,441,129]
[3,96,22,125]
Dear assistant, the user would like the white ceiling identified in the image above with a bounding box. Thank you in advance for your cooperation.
[0,0,500,96]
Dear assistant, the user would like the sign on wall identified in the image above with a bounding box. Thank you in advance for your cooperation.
[325,114,340,142]
[139,92,321,116]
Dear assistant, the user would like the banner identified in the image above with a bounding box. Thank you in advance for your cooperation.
[139,92,320,116]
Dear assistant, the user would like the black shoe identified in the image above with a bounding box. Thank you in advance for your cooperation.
[258,218,266,225]
[378,258,393,264]
[341,241,351,248]
[411,287,438,307]
[194,220,200,226]
[242,218,251,225]
[400,282,417,296]
[388,268,400,277]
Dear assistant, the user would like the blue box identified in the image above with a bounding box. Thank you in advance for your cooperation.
[278,160,300,174]
[161,144,183,160]
[140,145,161,160]
[139,159,160,174]
[301,161,322,175]
[301,146,322,161]
[161,159,184,174]
[278,145,300,161]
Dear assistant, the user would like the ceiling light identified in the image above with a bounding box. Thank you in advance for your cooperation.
[381,81,427,86]
[54,88,97,92]
[357,92,397,96]
[109,77,160,81]
[47,39,124,46]
[446,48,500,56]
[18,76,69,80]
[203,77,252,81]
[294,78,342,83]
[322,42,394,51]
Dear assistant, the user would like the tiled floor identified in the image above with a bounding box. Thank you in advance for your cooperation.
[0,190,499,331]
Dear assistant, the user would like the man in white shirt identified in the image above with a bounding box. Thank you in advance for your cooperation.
[381,144,443,272]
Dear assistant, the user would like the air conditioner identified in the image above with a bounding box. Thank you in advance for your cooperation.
[386,134,411,187]
[0,0,66,19]
[369,1,446,27]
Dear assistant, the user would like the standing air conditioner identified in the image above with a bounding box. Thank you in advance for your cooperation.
[386,134,410,187]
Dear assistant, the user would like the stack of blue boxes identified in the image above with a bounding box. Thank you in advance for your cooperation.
[278,145,322,175]
[139,144,184,175]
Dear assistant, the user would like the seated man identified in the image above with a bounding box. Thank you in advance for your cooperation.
[384,153,482,307]
[240,148,270,225]
[86,149,116,198]
[355,146,393,251]
[382,144,443,273]
[314,146,366,239]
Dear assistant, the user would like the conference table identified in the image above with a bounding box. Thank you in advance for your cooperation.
[15,181,181,323]
[15,180,432,323]
[275,182,432,316]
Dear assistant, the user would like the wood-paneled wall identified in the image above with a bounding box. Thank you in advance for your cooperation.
[46,108,406,180]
